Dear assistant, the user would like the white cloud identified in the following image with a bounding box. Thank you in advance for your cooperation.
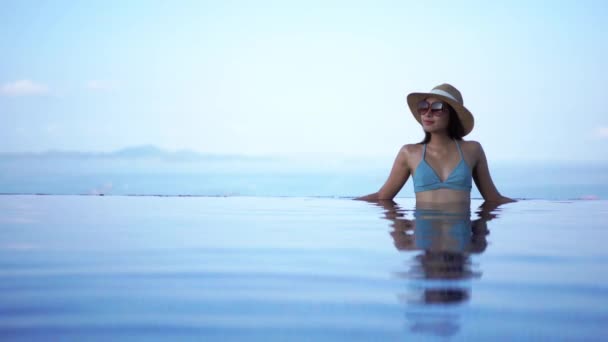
[0,80,49,96]
[596,126,608,139]
[86,80,116,91]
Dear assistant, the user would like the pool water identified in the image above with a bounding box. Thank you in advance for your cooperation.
[1,195,607,340]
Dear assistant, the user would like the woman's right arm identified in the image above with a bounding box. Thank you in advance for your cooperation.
[471,142,515,204]
[355,145,411,201]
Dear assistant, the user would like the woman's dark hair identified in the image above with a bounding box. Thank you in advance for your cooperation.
[419,104,465,144]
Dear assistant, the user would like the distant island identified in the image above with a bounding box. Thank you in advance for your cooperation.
[0,145,278,162]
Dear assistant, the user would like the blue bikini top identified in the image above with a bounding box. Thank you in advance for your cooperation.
[413,140,472,193]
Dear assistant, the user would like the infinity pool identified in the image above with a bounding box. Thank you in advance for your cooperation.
[1,195,607,340]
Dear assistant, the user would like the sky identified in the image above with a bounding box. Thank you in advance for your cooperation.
[1,0,607,161]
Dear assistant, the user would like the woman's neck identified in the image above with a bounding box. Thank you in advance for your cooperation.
[428,133,454,148]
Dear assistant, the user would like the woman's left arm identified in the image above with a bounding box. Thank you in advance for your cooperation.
[471,141,516,204]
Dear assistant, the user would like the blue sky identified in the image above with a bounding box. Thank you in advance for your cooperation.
[1,0,607,161]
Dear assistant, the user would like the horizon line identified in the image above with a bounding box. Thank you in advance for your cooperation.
[0,144,608,163]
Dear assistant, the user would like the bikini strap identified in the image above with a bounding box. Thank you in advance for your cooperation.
[455,140,464,158]
[422,144,427,158]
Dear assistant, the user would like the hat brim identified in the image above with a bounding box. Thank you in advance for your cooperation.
[407,92,475,136]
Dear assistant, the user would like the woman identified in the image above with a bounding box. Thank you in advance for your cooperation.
[356,83,514,204]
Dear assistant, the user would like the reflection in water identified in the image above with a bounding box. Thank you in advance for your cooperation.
[372,200,502,337]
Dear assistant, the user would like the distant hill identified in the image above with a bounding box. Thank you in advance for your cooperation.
[112,145,166,158]
[0,145,277,162]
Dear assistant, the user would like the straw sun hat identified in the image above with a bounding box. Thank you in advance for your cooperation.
[406,83,475,136]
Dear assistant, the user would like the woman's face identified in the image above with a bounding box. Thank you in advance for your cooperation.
[419,97,450,133]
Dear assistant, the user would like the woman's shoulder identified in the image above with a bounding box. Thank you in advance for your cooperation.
[400,143,424,156]
[393,144,423,168]
[459,140,485,163]
[459,139,483,152]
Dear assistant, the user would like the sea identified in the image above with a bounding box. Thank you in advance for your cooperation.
[1,155,608,340]
[0,155,607,199]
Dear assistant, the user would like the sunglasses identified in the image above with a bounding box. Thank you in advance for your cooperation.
[417,100,447,116]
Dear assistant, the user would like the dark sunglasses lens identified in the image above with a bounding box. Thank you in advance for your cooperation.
[417,101,429,114]
[430,102,444,112]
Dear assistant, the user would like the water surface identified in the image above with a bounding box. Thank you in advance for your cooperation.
[0,195,607,340]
